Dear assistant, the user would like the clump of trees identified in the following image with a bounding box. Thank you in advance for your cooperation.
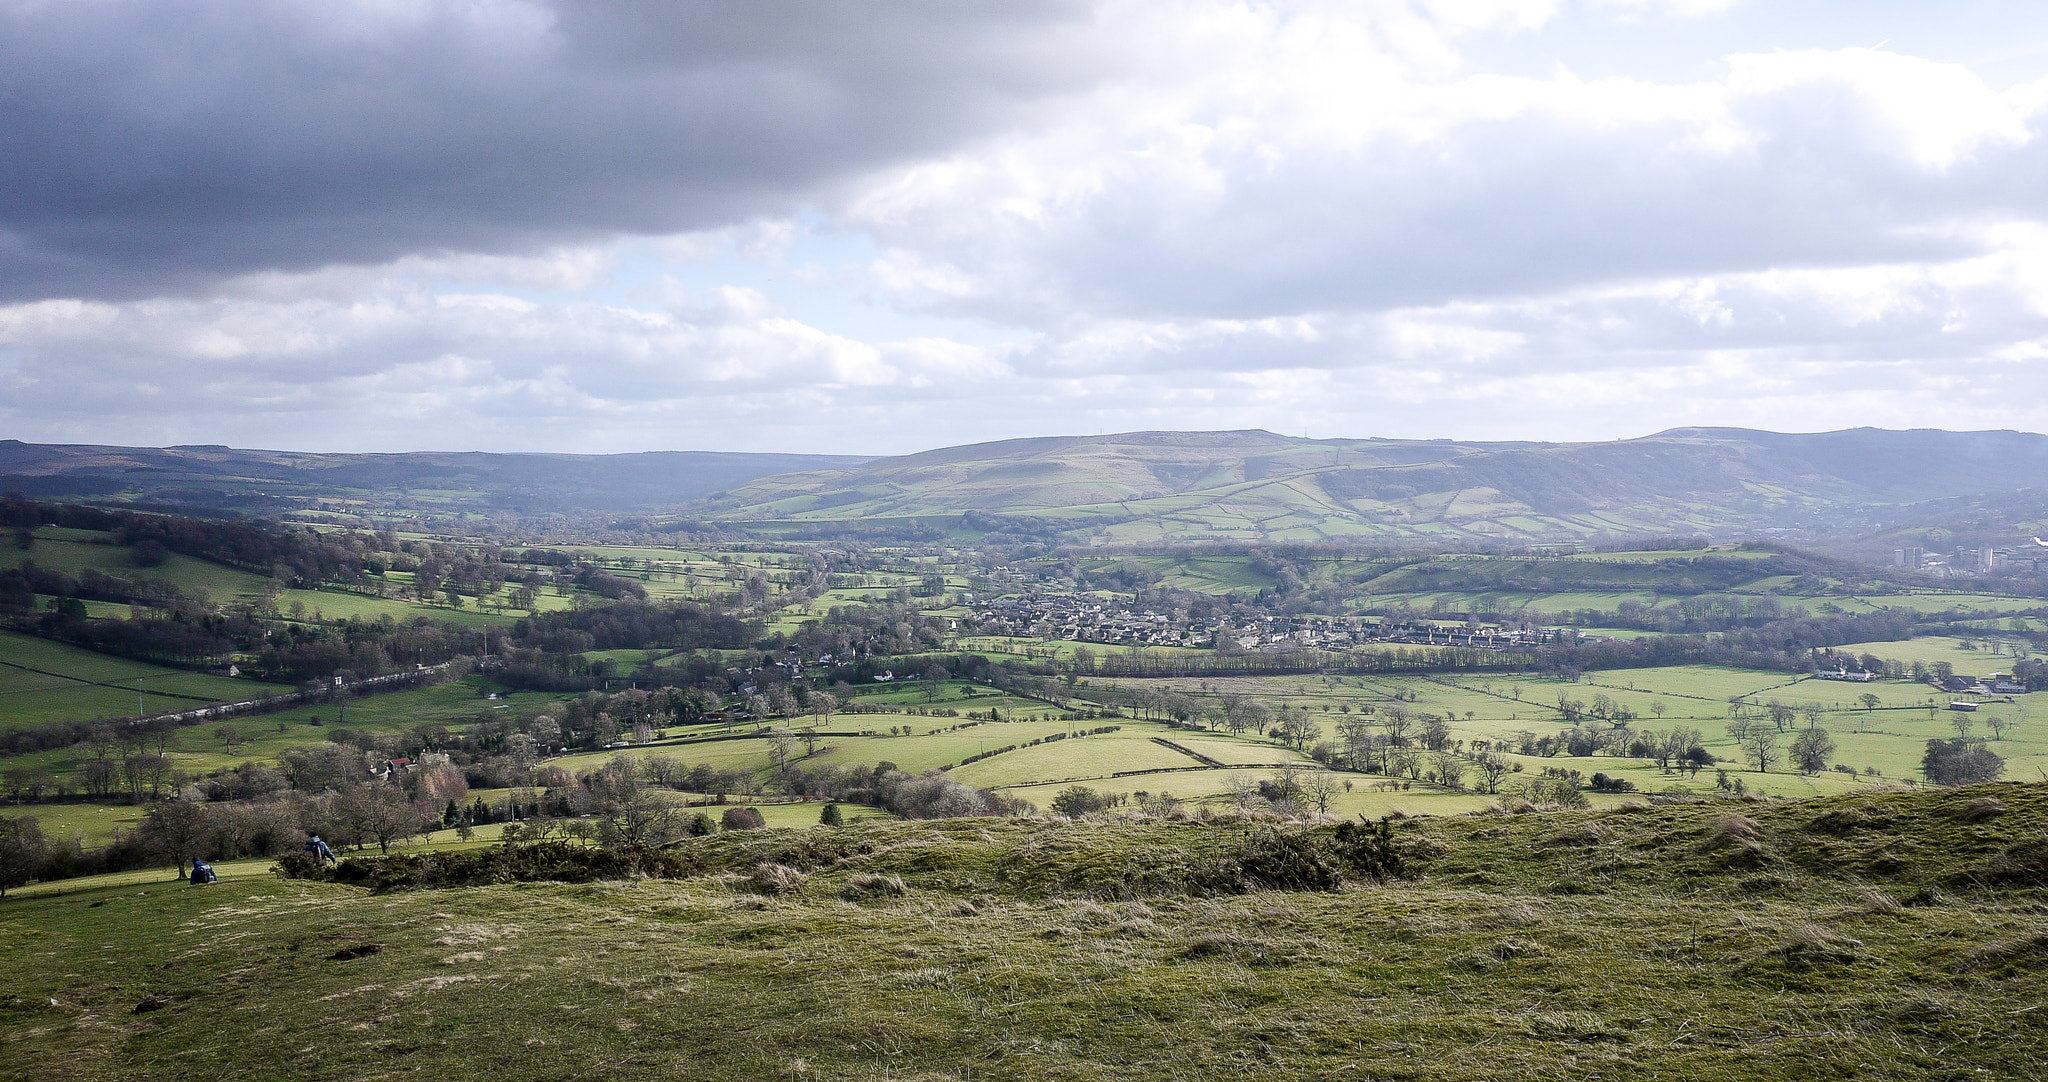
[1922,738,2004,786]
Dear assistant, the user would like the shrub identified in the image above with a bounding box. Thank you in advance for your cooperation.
[819,803,844,827]
[1202,828,1341,893]
[1588,773,1635,793]
[1331,816,1406,882]
[1050,785,1108,817]
[722,807,766,831]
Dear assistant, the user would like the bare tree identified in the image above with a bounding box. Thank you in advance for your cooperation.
[1379,705,1413,746]
[335,783,429,854]
[1420,715,1453,752]
[1473,752,1512,794]
[0,815,49,898]
[1428,752,1465,790]
[768,727,796,773]
[1302,771,1339,817]
[1742,727,1780,773]
[1790,727,1835,774]
[137,801,211,869]
[591,766,686,848]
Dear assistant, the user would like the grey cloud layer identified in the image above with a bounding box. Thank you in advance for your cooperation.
[855,48,2048,321]
[0,0,1100,300]
[8,1,2048,453]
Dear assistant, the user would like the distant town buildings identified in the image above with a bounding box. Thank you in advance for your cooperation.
[969,594,1555,652]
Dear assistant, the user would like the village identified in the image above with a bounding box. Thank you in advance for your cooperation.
[967,593,1558,652]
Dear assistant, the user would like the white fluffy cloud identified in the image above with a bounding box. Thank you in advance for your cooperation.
[7,0,2048,453]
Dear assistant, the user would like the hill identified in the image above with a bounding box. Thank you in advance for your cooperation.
[691,426,2048,544]
[12,427,2048,548]
[0,441,871,518]
[4,783,2044,1080]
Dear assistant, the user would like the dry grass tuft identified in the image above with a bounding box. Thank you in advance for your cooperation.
[840,873,907,901]
[747,863,809,896]
[1959,797,2008,823]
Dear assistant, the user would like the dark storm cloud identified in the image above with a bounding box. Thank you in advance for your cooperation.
[0,0,1102,301]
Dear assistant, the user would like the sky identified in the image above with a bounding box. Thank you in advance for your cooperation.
[6,0,2048,456]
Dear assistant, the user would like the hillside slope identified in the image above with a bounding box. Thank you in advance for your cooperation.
[0,441,872,515]
[693,426,2048,543]
[3,783,2043,1080]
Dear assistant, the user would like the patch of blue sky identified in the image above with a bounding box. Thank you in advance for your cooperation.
[1462,1,2048,87]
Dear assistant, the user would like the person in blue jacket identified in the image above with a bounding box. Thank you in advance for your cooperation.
[189,858,216,884]
[304,835,336,865]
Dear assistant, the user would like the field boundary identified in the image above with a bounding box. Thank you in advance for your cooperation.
[0,658,221,704]
[1150,736,1226,767]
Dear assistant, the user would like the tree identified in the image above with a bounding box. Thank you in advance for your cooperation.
[1472,752,1512,795]
[1922,738,2005,786]
[1050,785,1109,817]
[1766,700,1796,732]
[1985,711,2012,741]
[1789,727,1835,775]
[1420,715,1453,752]
[335,783,429,854]
[1302,771,1339,816]
[1858,692,1882,714]
[1336,716,1375,770]
[1742,727,1779,773]
[137,801,211,868]
[819,803,843,827]
[591,765,686,847]
[1379,705,1413,746]
[0,816,48,898]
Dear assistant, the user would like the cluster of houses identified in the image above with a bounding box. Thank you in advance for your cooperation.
[969,595,1555,653]
[1901,543,2044,577]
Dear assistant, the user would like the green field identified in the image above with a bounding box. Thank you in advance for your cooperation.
[0,629,290,731]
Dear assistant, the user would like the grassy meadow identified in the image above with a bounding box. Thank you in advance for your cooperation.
[3,783,2044,1080]
[0,629,290,732]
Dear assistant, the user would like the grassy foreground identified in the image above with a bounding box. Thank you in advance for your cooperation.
[2,784,2045,1081]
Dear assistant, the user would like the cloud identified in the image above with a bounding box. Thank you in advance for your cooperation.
[851,38,2048,324]
[9,0,2048,454]
[0,0,1106,301]
[0,265,1031,451]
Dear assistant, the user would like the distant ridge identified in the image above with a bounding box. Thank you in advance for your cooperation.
[0,440,871,516]
[686,426,2048,545]
[8,428,2048,548]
